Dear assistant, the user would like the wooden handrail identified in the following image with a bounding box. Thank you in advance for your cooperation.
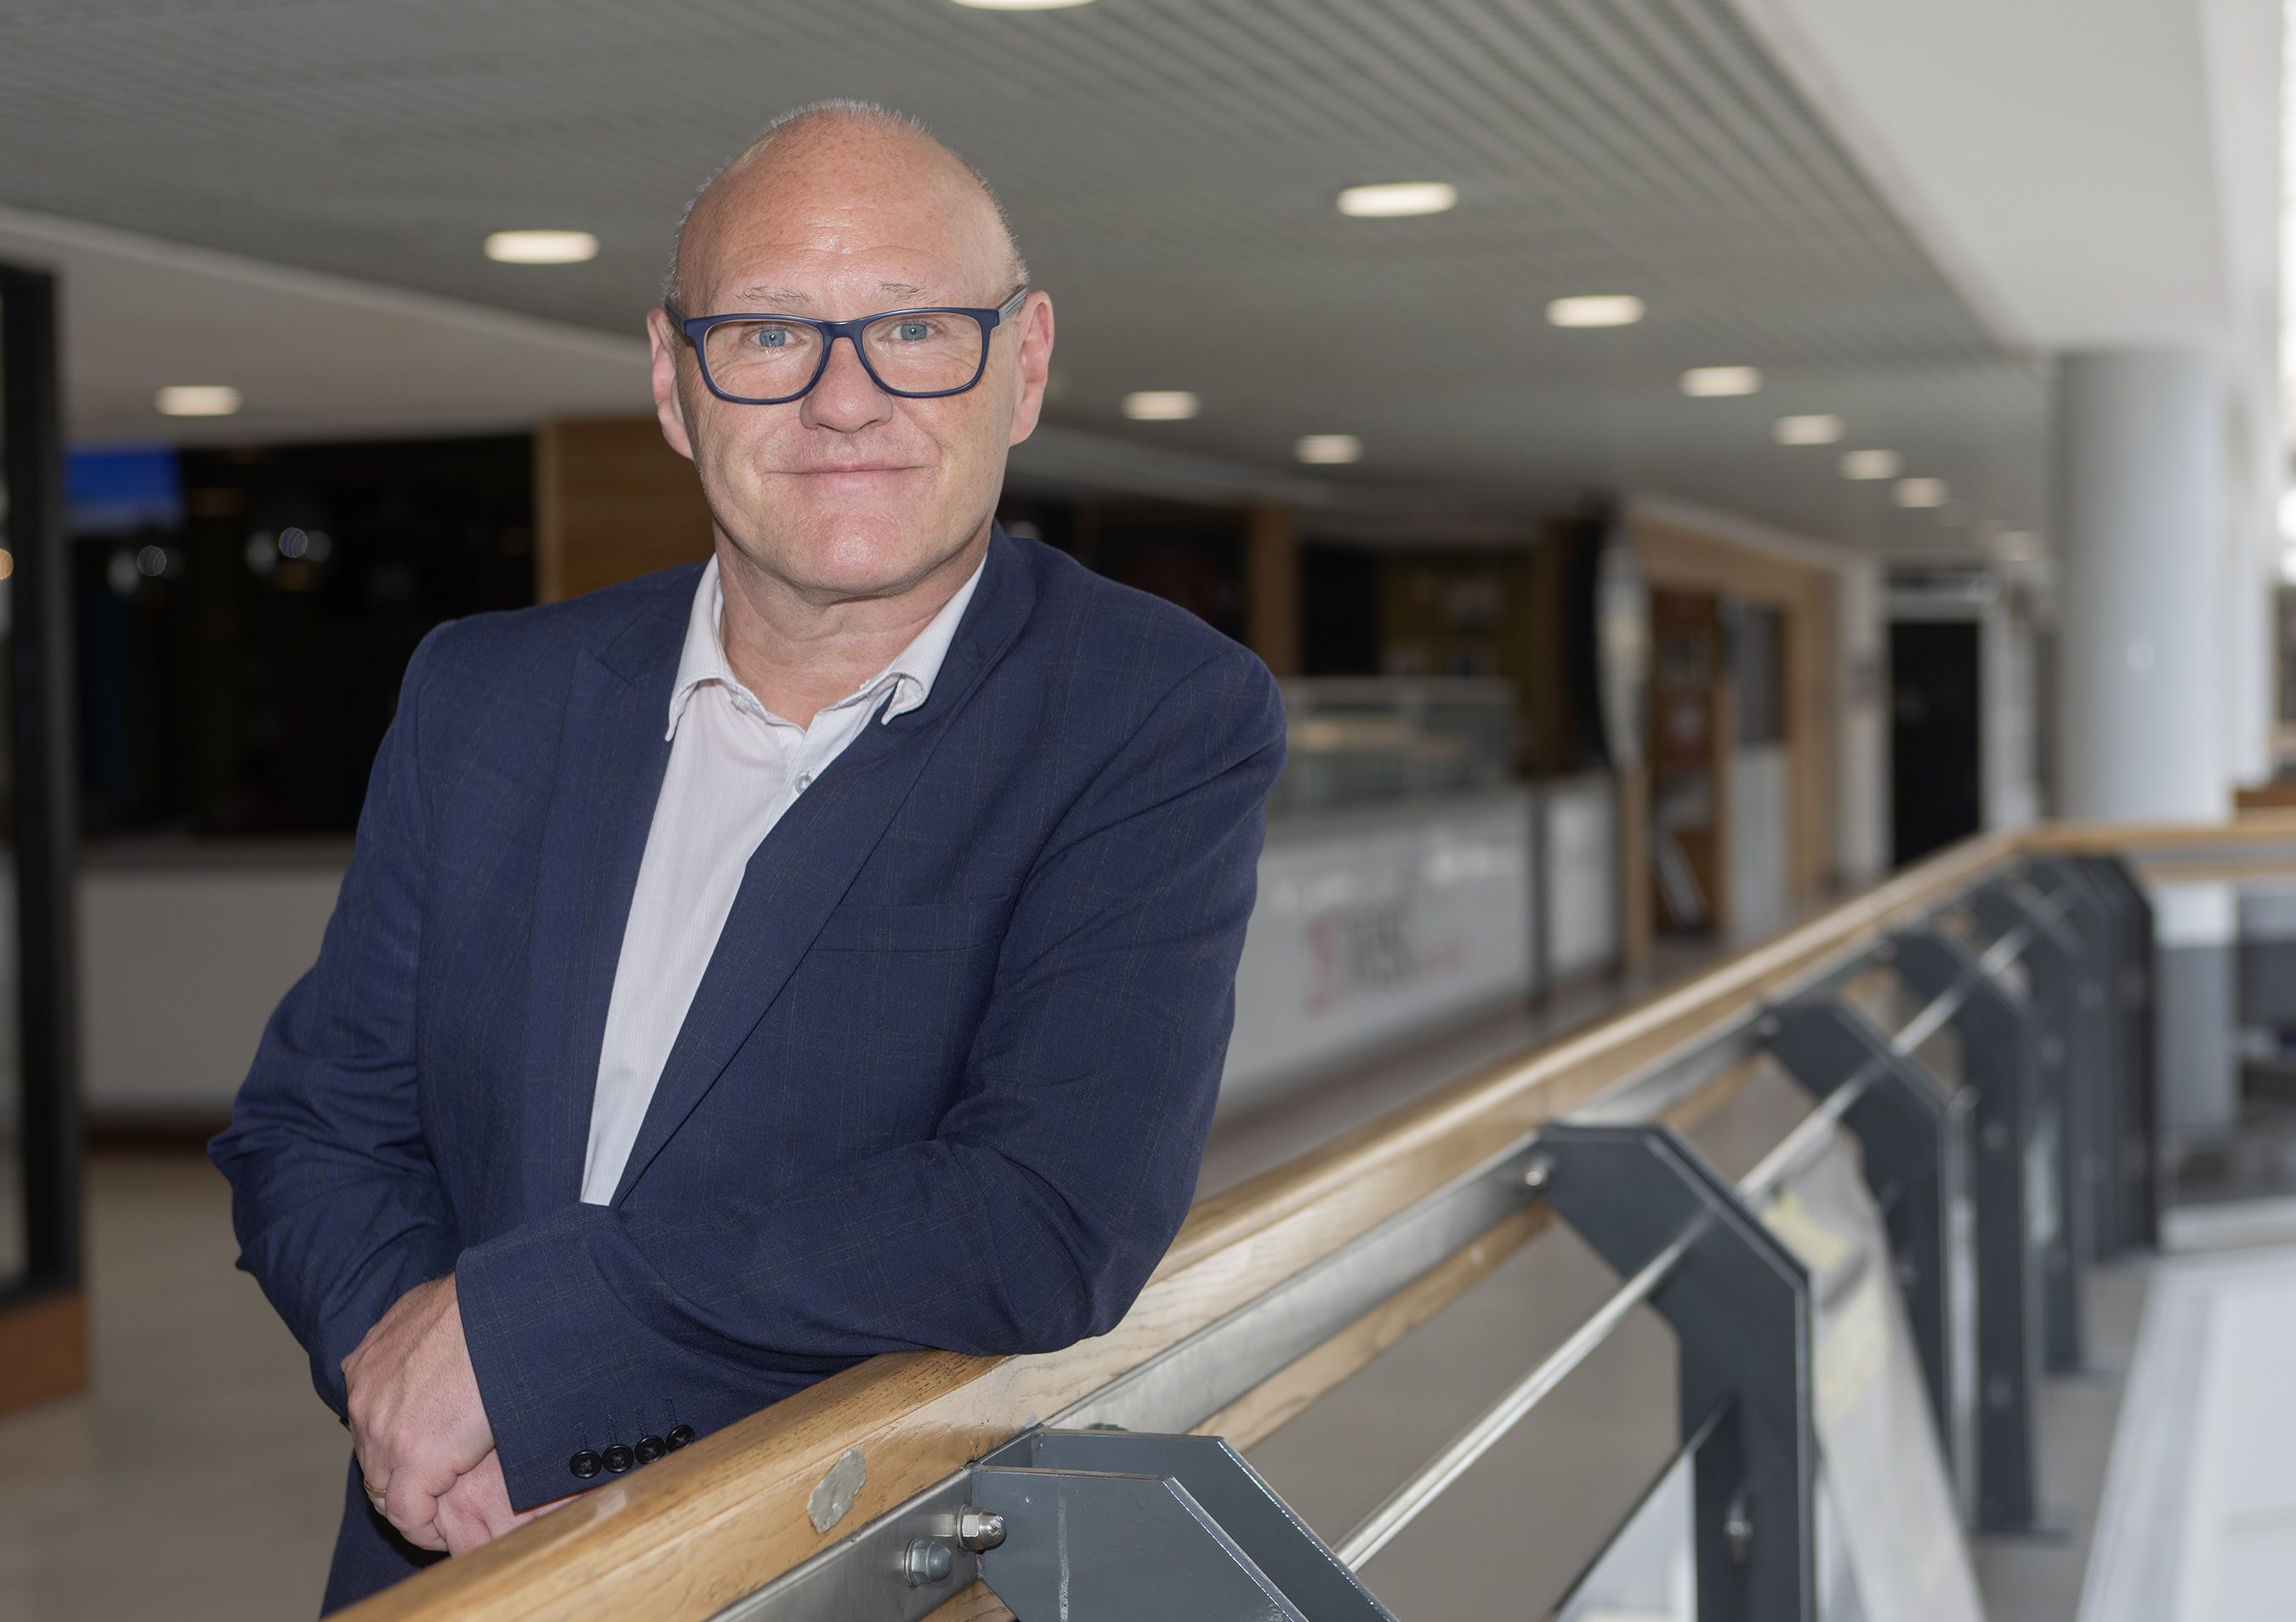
[341,814,2296,1621]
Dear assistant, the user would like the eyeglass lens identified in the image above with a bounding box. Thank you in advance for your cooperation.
[704,312,986,399]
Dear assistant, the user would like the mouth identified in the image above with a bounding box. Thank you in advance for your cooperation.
[785,465,924,481]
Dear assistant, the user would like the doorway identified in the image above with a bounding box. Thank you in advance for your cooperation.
[1890,619,1983,865]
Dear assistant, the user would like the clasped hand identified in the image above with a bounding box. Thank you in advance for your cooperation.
[342,1274,538,1555]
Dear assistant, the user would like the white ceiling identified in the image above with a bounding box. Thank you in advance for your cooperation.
[0,0,2086,550]
[1734,0,2275,357]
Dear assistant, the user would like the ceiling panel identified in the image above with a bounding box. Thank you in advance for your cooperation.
[0,0,2045,551]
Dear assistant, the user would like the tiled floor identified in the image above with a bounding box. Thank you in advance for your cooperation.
[0,1152,346,1622]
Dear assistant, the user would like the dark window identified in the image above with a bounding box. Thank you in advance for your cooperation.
[71,435,534,838]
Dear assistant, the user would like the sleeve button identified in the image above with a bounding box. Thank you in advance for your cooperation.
[634,1435,666,1464]
[602,1443,635,1473]
[569,1450,602,1480]
[667,1424,696,1450]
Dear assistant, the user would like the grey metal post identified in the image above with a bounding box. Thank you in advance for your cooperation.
[1973,876,2094,1371]
[2067,856,2161,1252]
[1761,999,1968,1484]
[1892,927,2047,1534]
[1534,1123,1815,1622]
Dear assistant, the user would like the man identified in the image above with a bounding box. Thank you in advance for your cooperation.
[211,100,1284,1611]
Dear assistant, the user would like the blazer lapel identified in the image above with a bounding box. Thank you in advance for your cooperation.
[517,585,687,1213]
[607,531,1039,1205]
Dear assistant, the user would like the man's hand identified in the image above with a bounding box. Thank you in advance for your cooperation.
[432,1451,552,1556]
[343,1273,494,1552]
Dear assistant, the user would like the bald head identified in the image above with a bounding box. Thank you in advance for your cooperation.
[666,100,1025,310]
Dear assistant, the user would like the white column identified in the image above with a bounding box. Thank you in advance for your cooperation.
[2054,350,2233,820]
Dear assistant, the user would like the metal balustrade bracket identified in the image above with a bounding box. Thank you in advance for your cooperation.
[1532,1122,1816,1622]
[1974,873,2097,1372]
[970,1430,1397,1622]
[1890,925,2051,1536]
[1760,998,1968,1477]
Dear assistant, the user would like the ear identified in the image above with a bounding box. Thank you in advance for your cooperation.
[1004,293,1055,447]
[647,307,697,463]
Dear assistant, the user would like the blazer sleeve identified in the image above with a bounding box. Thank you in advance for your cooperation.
[455,642,1286,1509]
[207,625,463,1418]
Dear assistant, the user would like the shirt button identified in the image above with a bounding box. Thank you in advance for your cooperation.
[794,772,811,792]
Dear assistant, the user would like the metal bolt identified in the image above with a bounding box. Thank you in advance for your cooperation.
[956,1506,1007,1552]
[1522,1157,1553,1192]
[1725,1486,1755,1565]
[902,1539,954,1586]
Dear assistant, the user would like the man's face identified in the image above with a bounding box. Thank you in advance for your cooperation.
[647,147,1053,603]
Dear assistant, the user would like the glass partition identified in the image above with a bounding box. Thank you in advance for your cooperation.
[1270,677,1517,815]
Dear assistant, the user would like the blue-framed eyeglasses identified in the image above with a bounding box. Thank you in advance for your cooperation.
[665,285,1029,405]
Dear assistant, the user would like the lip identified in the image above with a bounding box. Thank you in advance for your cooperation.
[786,465,922,478]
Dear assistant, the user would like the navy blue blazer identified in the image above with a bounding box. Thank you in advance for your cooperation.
[208,527,1284,1609]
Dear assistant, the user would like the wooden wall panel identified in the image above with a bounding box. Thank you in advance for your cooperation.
[0,1289,86,1414]
[1628,514,1839,899]
[1243,503,1301,677]
[535,418,716,603]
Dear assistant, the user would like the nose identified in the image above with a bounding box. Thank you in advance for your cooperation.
[799,331,895,433]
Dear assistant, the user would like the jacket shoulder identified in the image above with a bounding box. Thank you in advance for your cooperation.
[416,564,697,691]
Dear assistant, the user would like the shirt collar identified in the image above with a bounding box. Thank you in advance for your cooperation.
[666,549,988,741]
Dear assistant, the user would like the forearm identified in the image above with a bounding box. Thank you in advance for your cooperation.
[457,1128,1187,1505]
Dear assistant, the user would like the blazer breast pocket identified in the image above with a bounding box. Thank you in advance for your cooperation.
[810,893,1016,954]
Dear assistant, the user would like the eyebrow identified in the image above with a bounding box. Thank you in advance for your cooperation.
[725,280,938,310]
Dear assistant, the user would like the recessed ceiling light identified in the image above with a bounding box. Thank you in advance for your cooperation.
[1774,413,1844,446]
[1840,449,1901,481]
[1337,182,1458,219]
[1547,294,1645,328]
[1296,434,1362,465]
[156,384,242,417]
[950,0,1096,8]
[483,230,600,265]
[1894,477,1950,509]
[1682,365,1762,398]
[1122,390,1200,421]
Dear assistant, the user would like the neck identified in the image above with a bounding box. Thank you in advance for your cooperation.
[713,527,989,729]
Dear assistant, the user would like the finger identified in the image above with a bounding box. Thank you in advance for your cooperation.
[383,1454,457,1548]
[434,1487,490,1558]
[466,1455,523,1542]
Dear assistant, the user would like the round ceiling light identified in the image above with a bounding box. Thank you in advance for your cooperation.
[1547,294,1645,328]
[1681,366,1762,398]
[1296,435,1363,465]
[1122,390,1200,421]
[156,384,242,417]
[1337,182,1458,218]
[1774,414,1844,445]
[1894,477,1950,509]
[484,230,600,265]
[1839,449,1901,481]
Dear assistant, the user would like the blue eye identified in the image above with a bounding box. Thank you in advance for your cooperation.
[895,320,932,342]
